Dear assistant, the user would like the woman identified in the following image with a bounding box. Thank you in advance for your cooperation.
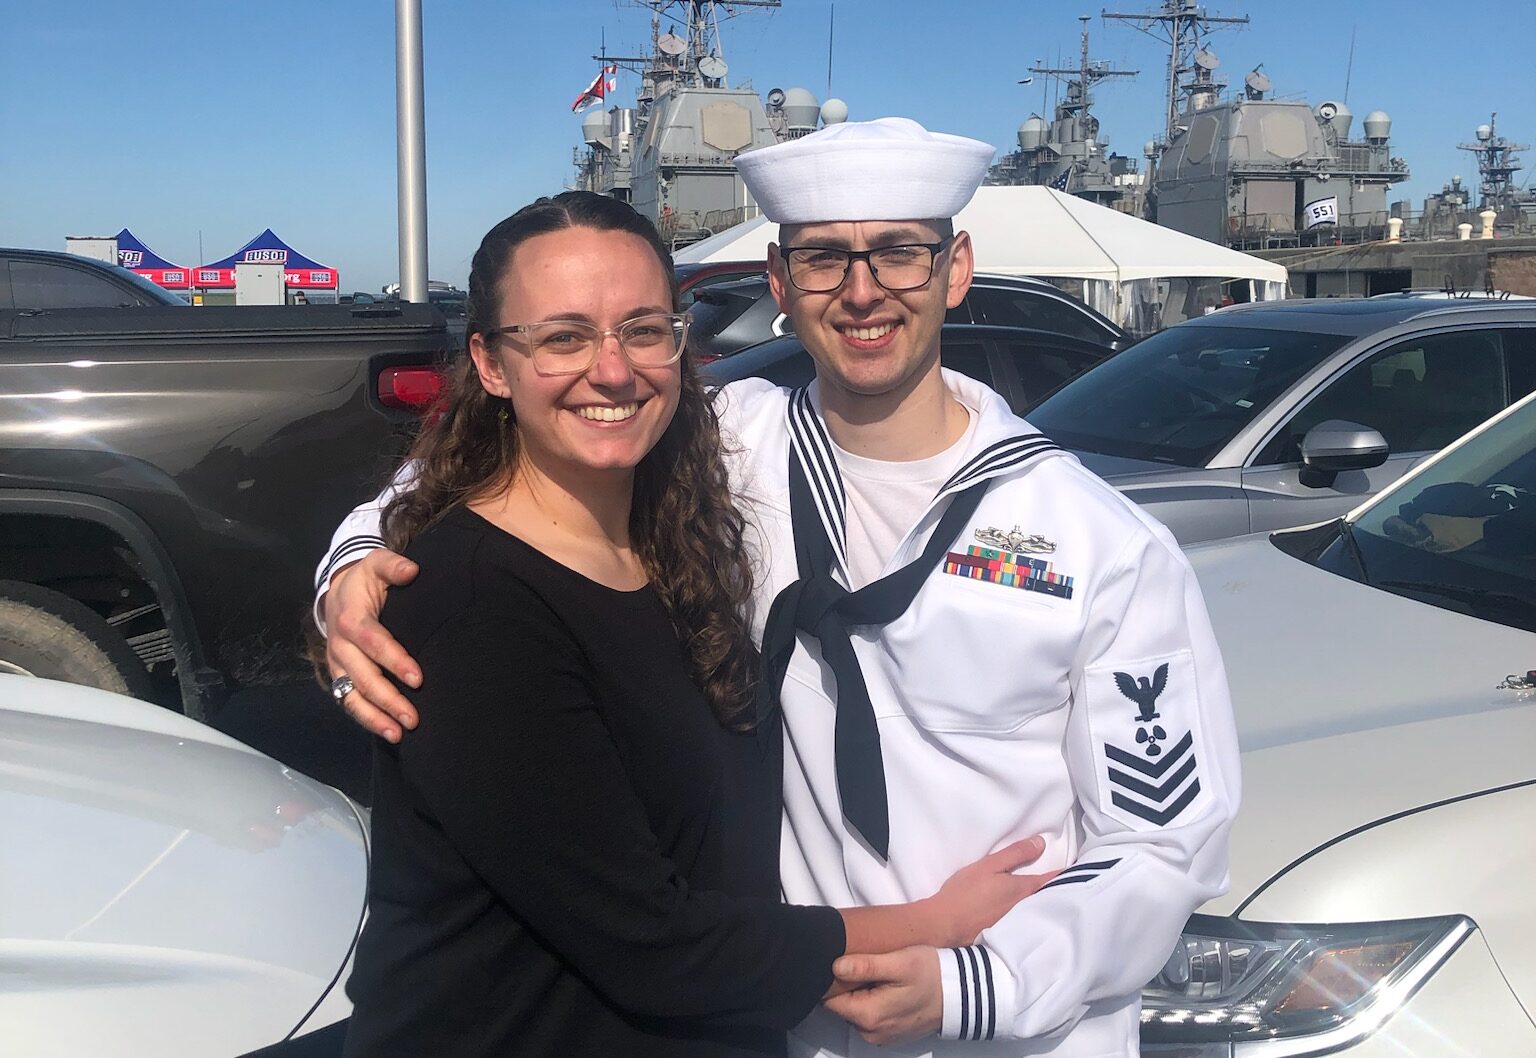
[342,192,1041,1057]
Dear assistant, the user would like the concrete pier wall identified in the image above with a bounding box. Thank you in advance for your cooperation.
[1253,236,1536,298]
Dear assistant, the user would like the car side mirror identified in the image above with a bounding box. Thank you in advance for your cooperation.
[1299,420,1389,485]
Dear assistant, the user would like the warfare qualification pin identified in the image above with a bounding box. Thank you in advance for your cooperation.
[973,525,1056,554]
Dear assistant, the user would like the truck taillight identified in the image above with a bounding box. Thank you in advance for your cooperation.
[378,366,444,412]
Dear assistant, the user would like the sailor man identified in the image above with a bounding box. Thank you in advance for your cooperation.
[316,117,1241,1056]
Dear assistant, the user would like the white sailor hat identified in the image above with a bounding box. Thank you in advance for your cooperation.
[736,117,995,225]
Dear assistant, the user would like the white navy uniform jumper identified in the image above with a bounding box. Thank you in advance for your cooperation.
[720,372,1240,1058]
[315,371,1241,1058]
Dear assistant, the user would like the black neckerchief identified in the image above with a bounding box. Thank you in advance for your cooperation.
[756,449,991,860]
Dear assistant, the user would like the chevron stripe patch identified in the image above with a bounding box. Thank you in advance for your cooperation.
[1090,651,1208,831]
[1103,731,1201,826]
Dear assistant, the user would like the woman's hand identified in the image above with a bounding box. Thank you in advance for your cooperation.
[922,836,1057,948]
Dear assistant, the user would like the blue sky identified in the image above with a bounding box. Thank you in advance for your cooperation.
[4,1,1533,294]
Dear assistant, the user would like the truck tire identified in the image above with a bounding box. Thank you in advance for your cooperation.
[0,580,155,700]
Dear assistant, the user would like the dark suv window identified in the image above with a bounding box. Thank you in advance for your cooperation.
[966,285,1110,344]
[7,260,150,309]
[1257,329,1514,464]
[1006,340,1103,404]
[939,341,994,389]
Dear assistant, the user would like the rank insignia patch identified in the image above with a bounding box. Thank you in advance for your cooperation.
[943,545,1075,599]
[1088,652,1207,831]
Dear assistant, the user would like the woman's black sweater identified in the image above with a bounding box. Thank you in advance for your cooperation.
[343,506,845,1057]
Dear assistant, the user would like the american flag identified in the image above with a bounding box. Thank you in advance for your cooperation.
[1049,168,1072,191]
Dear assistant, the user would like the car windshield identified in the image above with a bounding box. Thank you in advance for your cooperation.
[1295,393,1536,633]
[1026,324,1351,466]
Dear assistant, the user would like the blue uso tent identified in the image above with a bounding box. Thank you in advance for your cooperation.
[194,229,339,290]
[115,228,192,290]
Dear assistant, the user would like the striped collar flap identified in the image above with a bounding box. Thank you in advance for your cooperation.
[935,432,1062,501]
[786,384,850,570]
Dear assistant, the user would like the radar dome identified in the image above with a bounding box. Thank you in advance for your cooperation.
[1316,100,1353,139]
[820,98,849,125]
[581,109,608,147]
[1476,124,1493,141]
[1018,114,1047,151]
[782,87,821,132]
[1362,110,1391,141]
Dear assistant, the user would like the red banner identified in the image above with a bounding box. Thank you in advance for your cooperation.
[131,268,192,290]
[190,267,337,289]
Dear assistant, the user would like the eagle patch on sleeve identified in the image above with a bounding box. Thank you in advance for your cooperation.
[1086,650,1209,831]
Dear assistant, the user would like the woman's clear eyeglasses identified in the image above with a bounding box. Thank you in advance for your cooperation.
[779,238,953,293]
[483,313,690,376]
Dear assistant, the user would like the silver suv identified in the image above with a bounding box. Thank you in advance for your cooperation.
[1026,297,1536,543]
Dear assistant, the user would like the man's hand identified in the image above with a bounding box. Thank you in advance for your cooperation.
[323,549,422,742]
[823,946,942,1046]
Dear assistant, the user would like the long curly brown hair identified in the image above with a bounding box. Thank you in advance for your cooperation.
[382,192,759,729]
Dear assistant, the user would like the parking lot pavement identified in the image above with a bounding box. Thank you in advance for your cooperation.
[208,681,373,804]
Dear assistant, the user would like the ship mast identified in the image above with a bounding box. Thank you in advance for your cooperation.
[1459,112,1529,212]
[594,1,781,94]
[1102,0,1248,146]
[1027,17,1136,121]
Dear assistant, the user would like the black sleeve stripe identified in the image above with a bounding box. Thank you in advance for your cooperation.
[963,946,985,1040]
[978,946,997,1041]
[951,946,971,1041]
[316,543,385,590]
[319,537,385,576]
[1040,856,1127,893]
[315,536,388,589]
[1053,857,1122,877]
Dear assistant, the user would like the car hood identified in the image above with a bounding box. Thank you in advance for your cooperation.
[1184,533,1536,915]
[1068,448,1229,490]
[1068,449,1175,478]
[0,675,368,1057]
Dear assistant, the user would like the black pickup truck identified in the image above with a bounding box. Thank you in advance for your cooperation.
[0,302,451,718]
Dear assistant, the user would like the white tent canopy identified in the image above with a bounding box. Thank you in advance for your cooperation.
[676,186,1288,333]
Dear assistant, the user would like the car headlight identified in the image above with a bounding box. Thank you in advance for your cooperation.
[1141,914,1473,1050]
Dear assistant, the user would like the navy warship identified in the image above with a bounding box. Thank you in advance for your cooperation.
[986,17,1145,213]
[572,0,846,247]
[1102,0,1409,249]
[1401,113,1536,240]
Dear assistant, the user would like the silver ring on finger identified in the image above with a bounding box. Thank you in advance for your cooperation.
[329,674,356,705]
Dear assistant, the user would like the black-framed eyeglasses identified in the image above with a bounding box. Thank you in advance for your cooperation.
[482,312,689,376]
[778,237,954,293]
